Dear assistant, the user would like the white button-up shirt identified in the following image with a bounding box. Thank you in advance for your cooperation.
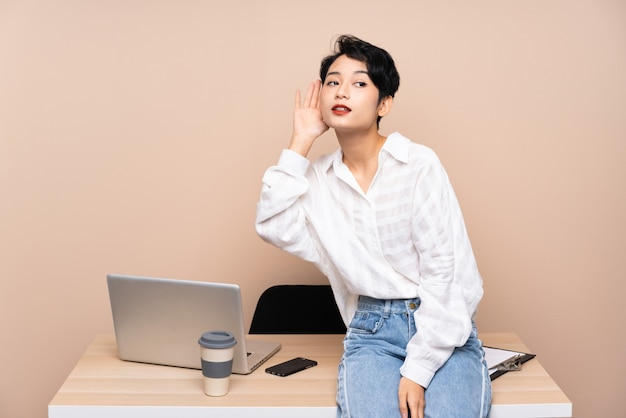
[255,132,484,387]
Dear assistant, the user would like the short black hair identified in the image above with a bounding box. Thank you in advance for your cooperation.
[320,35,400,104]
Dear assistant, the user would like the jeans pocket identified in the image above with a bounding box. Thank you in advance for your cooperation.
[348,310,384,335]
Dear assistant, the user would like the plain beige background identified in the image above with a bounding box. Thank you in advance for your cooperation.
[1,1,624,417]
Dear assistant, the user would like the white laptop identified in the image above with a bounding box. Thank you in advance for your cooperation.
[107,274,281,374]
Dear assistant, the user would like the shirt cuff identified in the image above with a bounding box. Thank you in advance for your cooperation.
[399,361,436,389]
[278,149,310,176]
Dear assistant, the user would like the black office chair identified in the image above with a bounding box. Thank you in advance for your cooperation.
[249,285,347,334]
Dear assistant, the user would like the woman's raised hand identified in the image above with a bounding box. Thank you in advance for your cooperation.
[288,79,329,157]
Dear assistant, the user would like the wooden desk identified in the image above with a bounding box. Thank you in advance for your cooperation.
[49,333,571,418]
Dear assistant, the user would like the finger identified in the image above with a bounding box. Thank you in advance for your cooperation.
[399,392,423,418]
[302,82,313,107]
[398,392,409,418]
[410,400,425,418]
[294,89,302,108]
[302,81,316,108]
[310,79,322,108]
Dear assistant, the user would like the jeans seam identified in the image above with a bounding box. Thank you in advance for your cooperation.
[479,360,486,418]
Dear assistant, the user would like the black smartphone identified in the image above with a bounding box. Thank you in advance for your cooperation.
[265,357,318,377]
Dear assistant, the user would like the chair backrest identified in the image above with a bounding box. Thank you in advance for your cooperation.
[249,285,347,334]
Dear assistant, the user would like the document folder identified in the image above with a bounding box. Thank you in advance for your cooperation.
[484,346,536,380]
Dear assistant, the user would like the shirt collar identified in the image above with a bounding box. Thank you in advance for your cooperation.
[326,132,409,173]
[380,132,409,164]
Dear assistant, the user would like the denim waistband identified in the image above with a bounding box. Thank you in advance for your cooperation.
[357,295,421,314]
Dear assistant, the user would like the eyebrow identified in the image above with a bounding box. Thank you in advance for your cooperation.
[326,70,369,77]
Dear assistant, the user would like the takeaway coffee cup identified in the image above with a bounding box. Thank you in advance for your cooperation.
[198,330,237,396]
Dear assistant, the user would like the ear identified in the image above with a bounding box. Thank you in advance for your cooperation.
[378,96,393,118]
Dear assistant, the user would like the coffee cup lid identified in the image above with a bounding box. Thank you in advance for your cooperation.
[198,330,237,349]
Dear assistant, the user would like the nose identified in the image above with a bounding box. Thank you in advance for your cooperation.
[336,84,349,99]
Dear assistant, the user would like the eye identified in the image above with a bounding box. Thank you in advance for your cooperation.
[354,81,367,87]
[326,80,339,86]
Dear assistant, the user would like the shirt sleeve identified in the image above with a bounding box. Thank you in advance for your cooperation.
[399,158,476,388]
[255,149,320,263]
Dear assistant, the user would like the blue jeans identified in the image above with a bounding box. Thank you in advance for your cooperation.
[336,296,492,418]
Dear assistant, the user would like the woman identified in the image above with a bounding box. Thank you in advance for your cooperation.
[255,35,491,418]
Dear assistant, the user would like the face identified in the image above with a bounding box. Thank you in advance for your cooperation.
[320,55,391,132]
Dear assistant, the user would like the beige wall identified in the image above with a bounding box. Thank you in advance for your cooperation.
[1,1,624,417]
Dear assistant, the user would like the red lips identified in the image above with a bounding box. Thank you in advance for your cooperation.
[332,105,352,115]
